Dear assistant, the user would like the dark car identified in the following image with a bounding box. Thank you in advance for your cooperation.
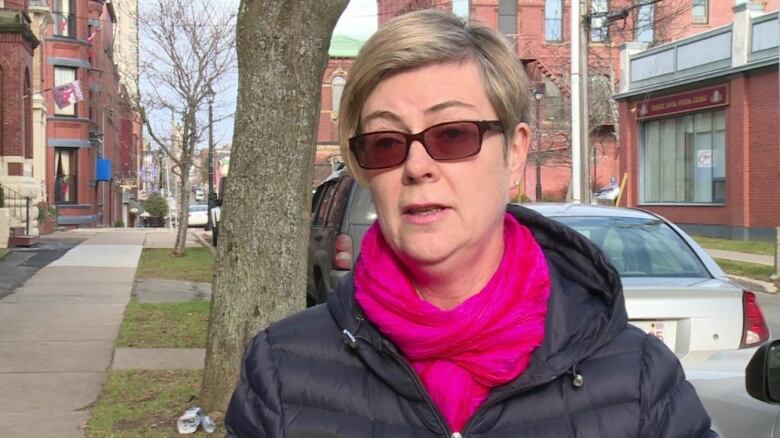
[307,170,376,306]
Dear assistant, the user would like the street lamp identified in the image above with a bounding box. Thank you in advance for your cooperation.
[534,84,545,201]
[205,85,216,231]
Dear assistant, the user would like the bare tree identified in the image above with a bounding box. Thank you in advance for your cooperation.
[138,0,235,256]
[200,0,349,412]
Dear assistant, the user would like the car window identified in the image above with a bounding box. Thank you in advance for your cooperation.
[189,205,207,212]
[348,183,377,224]
[326,177,353,227]
[312,182,336,226]
[553,216,711,278]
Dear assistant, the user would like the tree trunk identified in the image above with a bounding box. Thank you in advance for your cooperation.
[200,0,349,412]
[174,162,191,256]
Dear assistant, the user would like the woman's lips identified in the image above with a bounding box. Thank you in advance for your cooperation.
[402,204,450,225]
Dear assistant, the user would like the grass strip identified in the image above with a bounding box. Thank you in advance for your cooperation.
[715,258,776,282]
[135,247,214,283]
[694,236,775,256]
[87,369,221,437]
[0,248,9,261]
[116,298,210,348]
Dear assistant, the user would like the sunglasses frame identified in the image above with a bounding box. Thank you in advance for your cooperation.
[349,120,504,170]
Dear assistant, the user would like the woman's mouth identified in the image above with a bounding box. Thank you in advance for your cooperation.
[402,204,450,224]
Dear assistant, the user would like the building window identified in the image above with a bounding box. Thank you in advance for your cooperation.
[641,109,726,204]
[452,0,469,18]
[55,147,78,204]
[635,3,655,43]
[331,75,345,119]
[544,78,564,121]
[498,0,517,37]
[692,0,708,24]
[53,0,76,38]
[590,0,608,42]
[545,0,563,42]
[54,66,77,116]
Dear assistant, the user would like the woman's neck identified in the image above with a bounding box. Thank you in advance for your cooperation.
[407,235,505,311]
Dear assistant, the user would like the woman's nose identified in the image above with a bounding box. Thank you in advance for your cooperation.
[402,140,439,184]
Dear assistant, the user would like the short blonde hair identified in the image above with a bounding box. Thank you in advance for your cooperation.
[338,9,531,183]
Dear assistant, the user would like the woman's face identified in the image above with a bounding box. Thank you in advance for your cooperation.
[359,61,529,274]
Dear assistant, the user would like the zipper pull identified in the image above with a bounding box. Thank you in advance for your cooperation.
[451,433,463,438]
[342,329,358,349]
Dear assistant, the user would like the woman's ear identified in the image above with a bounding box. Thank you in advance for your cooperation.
[508,122,530,198]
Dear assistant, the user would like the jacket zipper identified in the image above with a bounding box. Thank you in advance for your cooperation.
[380,340,454,437]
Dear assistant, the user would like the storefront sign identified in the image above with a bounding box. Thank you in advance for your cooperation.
[636,84,728,120]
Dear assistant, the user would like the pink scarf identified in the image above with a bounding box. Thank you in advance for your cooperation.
[355,213,551,431]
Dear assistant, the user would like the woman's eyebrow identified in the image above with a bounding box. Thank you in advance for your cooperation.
[361,110,403,127]
[424,100,477,115]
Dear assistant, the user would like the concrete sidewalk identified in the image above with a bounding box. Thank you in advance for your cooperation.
[705,248,775,267]
[0,228,207,437]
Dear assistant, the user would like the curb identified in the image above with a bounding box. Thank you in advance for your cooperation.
[727,274,778,294]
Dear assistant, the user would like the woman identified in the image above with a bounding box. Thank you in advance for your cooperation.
[226,9,714,437]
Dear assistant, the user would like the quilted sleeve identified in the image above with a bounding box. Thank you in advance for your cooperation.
[225,330,284,438]
[638,334,718,438]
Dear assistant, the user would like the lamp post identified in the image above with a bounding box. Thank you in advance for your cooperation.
[534,84,545,201]
[205,85,216,231]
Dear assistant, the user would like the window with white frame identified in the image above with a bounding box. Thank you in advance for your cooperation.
[54,147,78,203]
[54,66,77,116]
[635,3,655,43]
[641,109,726,204]
[53,0,76,37]
[692,0,708,24]
[452,0,470,19]
[545,0,563,42]
[591,0,608,42]
[331,75,345,119]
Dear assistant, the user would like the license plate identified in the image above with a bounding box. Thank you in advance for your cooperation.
[631,320,678,353]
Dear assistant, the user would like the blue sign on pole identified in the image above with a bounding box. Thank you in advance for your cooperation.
[96,158,112,182]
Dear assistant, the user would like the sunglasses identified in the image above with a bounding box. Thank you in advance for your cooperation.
[349,120,504,170]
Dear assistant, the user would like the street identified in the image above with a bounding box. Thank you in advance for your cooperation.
[756,291,780,339]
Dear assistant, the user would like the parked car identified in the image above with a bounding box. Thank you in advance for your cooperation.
[516,202,777,438]
[307,194,779,436]
[187,203,208,227]
[307,169,375,306]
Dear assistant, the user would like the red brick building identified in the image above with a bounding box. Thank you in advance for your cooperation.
[315,35,361,186]
[44,0,140,227]
[615,3,778,241]
[0,0,40,239]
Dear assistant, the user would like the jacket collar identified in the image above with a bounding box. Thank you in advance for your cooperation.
[327,204,628,398]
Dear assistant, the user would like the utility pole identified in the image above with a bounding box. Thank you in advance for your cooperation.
[534,85,544,201]
[570,0,583,203]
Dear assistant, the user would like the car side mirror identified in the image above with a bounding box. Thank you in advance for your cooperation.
[746,339,780,403]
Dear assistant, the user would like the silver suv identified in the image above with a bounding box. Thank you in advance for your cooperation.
[307,170,376,306]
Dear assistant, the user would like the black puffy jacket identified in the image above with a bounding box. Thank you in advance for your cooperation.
[226,205,715,437]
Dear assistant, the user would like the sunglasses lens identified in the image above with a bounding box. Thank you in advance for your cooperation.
[425,122,481,160]
[353,132,408,169]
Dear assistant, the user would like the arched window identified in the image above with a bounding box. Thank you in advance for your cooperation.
[331,75,345,119]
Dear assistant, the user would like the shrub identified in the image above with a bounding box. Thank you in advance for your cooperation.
[143,193,169,218]
[114,219,125,228]
[0,186,4,208]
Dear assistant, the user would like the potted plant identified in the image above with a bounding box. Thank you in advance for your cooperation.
[37,201,58,235]
[143,193,169,227]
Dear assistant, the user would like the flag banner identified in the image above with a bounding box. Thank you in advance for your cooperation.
[53,80,85,109]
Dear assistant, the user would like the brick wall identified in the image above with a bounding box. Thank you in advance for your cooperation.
[746,68,780,228]
[619,69,779,233]
[0,34,35,166]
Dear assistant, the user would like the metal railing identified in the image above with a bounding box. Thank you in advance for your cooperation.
[0,183,31,236]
